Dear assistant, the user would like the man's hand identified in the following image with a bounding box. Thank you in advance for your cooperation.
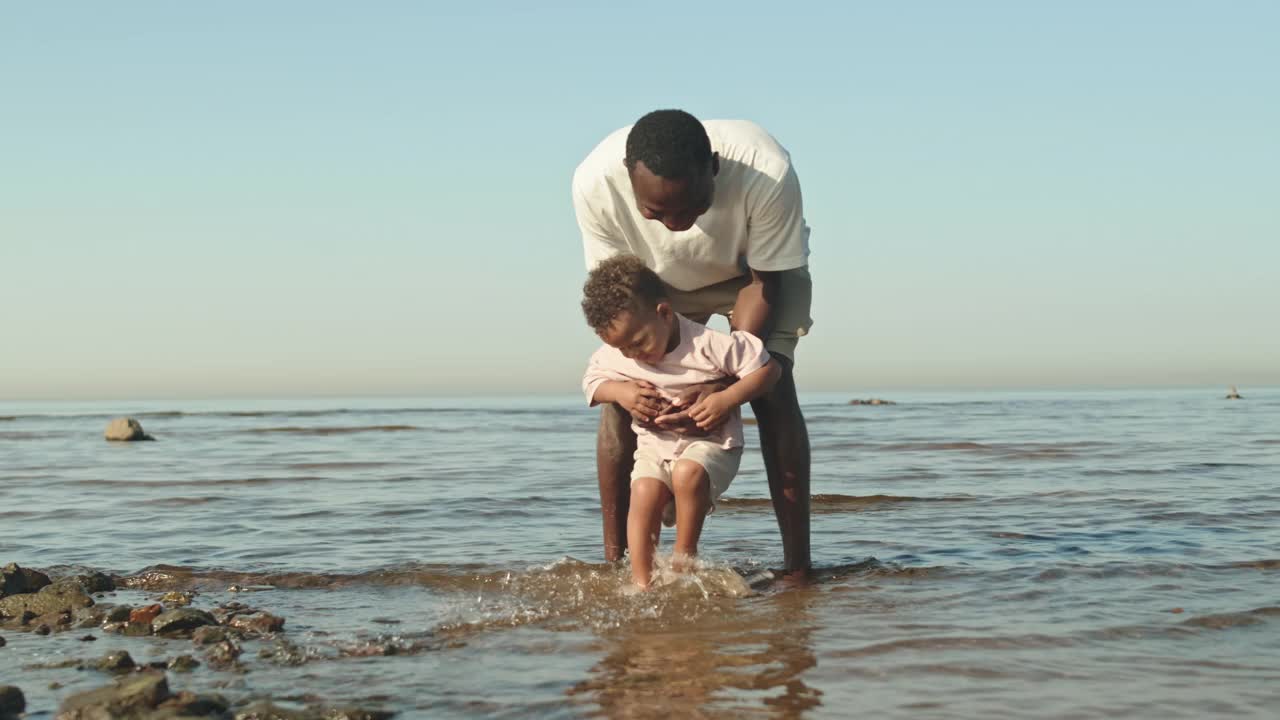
[615,380,667,424]
[652,380,734,434]
[686,391,736,431]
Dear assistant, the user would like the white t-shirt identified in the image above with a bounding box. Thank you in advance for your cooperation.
[572,119,810,292]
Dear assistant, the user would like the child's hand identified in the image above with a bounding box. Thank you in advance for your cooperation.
[686,391,736,431]
[619,381,667,424]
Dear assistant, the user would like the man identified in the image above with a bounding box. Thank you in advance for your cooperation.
[572,109,813,576]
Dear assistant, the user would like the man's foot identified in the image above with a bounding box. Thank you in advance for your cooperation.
[775,567,814,588]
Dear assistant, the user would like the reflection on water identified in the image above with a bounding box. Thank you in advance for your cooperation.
[571,591,821,718]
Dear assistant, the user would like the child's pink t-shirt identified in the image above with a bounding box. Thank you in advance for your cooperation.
[582,313,771,460]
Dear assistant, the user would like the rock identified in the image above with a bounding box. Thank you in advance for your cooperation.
[105,605,132,623]
[323,709,395,720]
[75,607,107,629]
[151,690,229,718]
[120,621,154,636]
[160,591,194,607]
[191,626,228,646]
[57,671,169,719]
[79,634,97,641]
[211,601,252,623]
[131,603,164,625]
[0,635,6,647]
[235,701,309,720]
[0,686,24,716]
[257,639,308,667]
[2,563,52,598]
[95,650,136,673]
[233,700,393,720]
[152,608,217,637]
[31,607,75,631]
[0,686,24,712]
[33,623,51,635]
[0,581,93,620]
[228,612,285,635]
[62,571,116,594]
[205,639,242,668]
[167,654,200,672]
[104,417,156,441]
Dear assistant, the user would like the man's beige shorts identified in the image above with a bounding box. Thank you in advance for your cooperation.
[662,266,813,362]
[630,441,743,509]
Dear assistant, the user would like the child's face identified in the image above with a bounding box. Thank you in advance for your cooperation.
[599,303,675,364]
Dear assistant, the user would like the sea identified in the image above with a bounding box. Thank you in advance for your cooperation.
[2,388,1278,718]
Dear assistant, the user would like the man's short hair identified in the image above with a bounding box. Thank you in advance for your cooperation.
[581,255,667,333]
[624,109,712,179]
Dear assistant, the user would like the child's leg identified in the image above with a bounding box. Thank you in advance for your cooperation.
[670,459,712,561]
[627,476,672,588]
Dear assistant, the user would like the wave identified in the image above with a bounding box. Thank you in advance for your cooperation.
[1180,606,1280,630]
[829,632,1073,658]
[1229,559,1280,570]
[239,425,421,435]
[69,475,333,488]
[873,441,1107,458]
[0,431,45,440]
[0,406,584,422]
[719,494,974,513]
[138,495,232,506]
[107,556,924,593]
[285,461,400,470]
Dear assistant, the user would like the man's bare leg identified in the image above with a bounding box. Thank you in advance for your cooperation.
[749,356,811,575]
[597,403,637,562]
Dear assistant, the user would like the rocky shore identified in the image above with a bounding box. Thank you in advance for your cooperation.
[0,562,396,719]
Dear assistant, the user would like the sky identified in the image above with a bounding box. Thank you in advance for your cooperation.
[2,1,1277,400]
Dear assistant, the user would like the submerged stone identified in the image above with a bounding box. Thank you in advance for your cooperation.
[58,671,169,718]
[168,654,201,672]
[1,563,51,598]
[0,686,25,716]
[0,582,93,621]
[104,417,156,441]
[152,608,217,637]
[96,650,136,673]
[229,611,286,635]
[192,626,228,645]
[131,603,163,625]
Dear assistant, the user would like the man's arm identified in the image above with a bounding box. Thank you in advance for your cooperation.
[730,268,782,339]
[651,269,780,431]
[686,359,782,430]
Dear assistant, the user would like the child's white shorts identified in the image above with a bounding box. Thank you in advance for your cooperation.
[630,441,743,508]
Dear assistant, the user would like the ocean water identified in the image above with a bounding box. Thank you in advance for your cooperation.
[2,389,1279,718]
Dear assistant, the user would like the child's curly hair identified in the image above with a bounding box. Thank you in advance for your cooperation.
[581,255,667,333]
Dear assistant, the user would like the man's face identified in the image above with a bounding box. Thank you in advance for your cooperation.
[628,157,717,232]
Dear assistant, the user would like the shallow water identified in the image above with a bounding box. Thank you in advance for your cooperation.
[2,389,1279,717]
